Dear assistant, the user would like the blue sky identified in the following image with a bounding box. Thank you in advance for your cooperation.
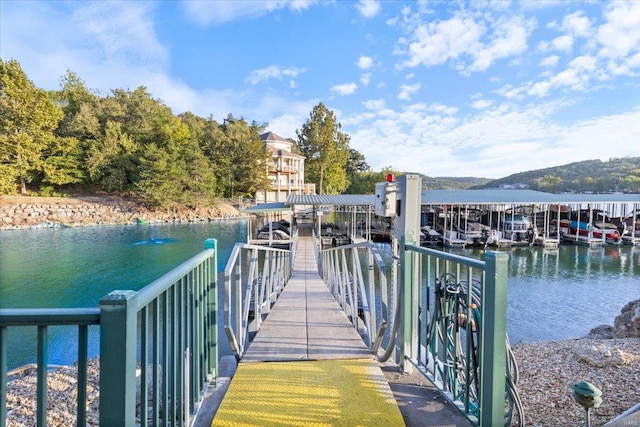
[2,1,639,179]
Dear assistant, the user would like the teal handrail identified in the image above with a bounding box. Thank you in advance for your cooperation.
[0,240,219,427]
[0,309,100,427]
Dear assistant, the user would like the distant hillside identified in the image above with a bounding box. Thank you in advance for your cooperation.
[471,157,640,193]
[422,176,491,190]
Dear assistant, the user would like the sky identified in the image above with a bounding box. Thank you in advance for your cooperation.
[1,0,640,179]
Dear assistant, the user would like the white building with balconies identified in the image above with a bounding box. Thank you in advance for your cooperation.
[258,131,316,203]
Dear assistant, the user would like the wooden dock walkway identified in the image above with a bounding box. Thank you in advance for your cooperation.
[240,232,371,362]
[212,231,405,425]
[206,226,471,427]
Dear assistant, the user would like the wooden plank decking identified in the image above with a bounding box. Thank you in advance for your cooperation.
[240,231,371,362]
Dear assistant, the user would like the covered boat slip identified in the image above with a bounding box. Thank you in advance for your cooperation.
[245,189,640,247]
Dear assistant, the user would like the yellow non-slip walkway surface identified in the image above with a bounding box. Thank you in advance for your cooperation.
[212,358,404,427]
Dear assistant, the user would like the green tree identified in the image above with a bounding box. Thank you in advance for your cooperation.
[0,59,63,194]
[220,116,270,198]
[533,174,563,192]
[296,103,350,194]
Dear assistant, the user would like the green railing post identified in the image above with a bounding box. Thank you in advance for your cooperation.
[99,290,138,427]
[479,251,508,427]
[0,326,7,427]
[204,239,218,382]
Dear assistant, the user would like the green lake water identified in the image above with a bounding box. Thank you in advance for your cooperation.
[1,221,639,369]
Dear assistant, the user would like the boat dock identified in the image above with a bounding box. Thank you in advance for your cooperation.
[205,226,471,427]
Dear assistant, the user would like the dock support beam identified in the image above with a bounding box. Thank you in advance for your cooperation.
[99,290,138,427]
[479,251,508,427]
[395,173,422,373]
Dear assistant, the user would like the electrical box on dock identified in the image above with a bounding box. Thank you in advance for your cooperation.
[375,181,397,217]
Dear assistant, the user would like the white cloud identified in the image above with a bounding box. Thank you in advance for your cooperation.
[539,55,559,68]
[245,65,305,84]
[400,10,534,74]
[363,99,386,110]
[181,0,319,25]
[561,11,592,38]
[360,73,371,86]
[397,83,421,100]
[402,13,485,68]
[551,35,573,53]
[355,1,381,19]
[472,99,492,109]
[357,55,374,69]
[331,83,358,96]
[347,99,640,179]
[596,1,640,59]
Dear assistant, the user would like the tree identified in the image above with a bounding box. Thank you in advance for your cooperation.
[220,117,270,198]
[0,59,63,194]
[296,103,350,194]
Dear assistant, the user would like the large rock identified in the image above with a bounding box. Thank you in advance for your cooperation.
[613,299,640,338]
[577,342,636,367]
[584,324,614,339]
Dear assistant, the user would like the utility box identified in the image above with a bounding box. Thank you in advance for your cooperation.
[375,181,397,217]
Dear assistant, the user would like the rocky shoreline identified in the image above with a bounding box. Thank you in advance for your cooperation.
[0,195,243,230]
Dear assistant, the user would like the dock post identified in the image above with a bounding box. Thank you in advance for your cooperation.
[479,251,508,427]
[99,290,138,427]
[204,239,218,381]
[395,173,422,373]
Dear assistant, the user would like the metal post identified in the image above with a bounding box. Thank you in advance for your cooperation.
[36,326,47,427]
[0,327,6,427]
[99,290,138,427]
[479,251,508,427]
[395,174,422,373]
[204,239,218,382]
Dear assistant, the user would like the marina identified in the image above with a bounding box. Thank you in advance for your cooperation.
[2,183,640,426]
[274,189,640,250]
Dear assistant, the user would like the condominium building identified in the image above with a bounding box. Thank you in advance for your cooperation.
[257,131,316,203]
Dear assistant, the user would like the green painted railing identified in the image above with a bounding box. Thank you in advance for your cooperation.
[0,308,100,427]
[223,242,293,359]
[400,244,523,427]
[0,239,219,427]
[313,229,520,426]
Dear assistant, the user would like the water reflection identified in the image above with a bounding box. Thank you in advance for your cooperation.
[1,222,639,368]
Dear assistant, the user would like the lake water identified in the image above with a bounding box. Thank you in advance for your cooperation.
[1,221,639,369]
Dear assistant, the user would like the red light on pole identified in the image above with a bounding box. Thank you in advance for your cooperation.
[386,173,394,182]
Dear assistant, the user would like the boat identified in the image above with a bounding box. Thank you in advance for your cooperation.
[255,219,293,248]
[565,209,621,245]
[420,226,441,246]
[320,222,351,247]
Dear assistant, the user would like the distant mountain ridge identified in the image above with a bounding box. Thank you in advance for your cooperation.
[422,157,640,193]
[477,157,640,193]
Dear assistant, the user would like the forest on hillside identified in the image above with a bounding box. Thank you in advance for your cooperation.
[473,158,640,193]
[0,59,368,208]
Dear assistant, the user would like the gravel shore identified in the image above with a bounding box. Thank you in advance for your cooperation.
[4,338,639,426]
[511,338,640,427]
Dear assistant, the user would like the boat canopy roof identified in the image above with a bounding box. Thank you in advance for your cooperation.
[244,189,639,213]
[420,189,640,205]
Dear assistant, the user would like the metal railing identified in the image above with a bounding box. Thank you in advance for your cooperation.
[0,239,219,427]
[317,238,390,356]
[223,242,293,359]
[0,309,100,427]
[316,224,521,426]
[399,244,523,427]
